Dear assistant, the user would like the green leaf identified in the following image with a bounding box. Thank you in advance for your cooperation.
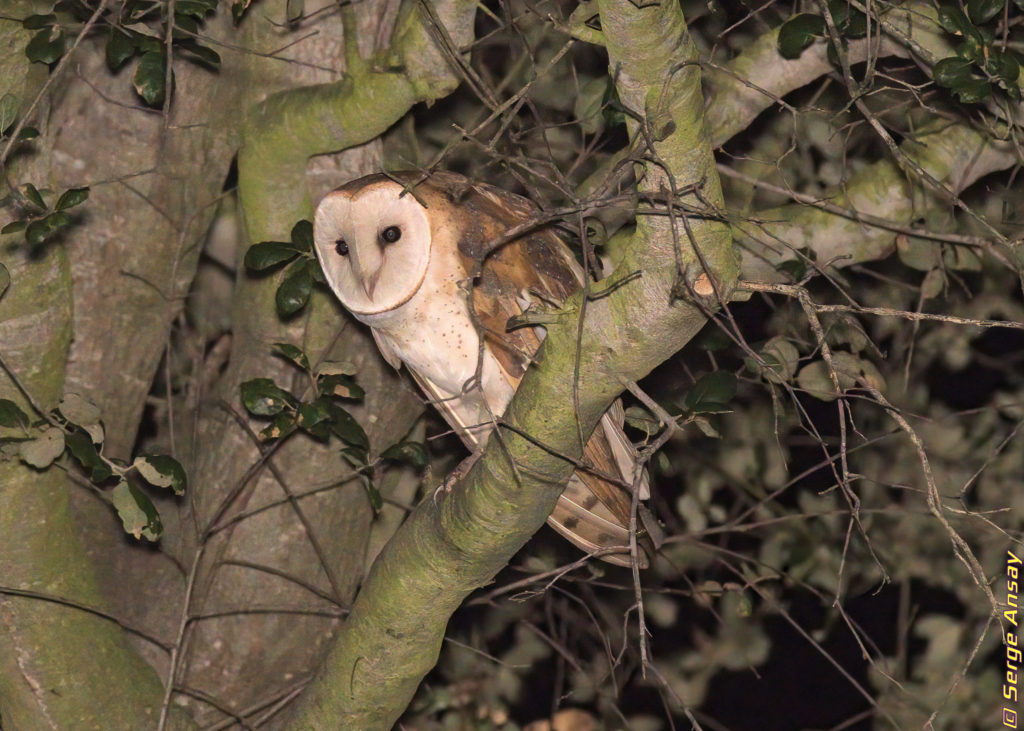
[130,29,163,55]
[133,454,187,495]
[777,14,825,59]
[920,268,946,300]
[111,481,162,541]
[26,212,71,247]
[1,221,25,235]
[133,50,168,107]
[65,431,113,482]
[943,243,983,271]
[937,4,973,35]
[290,220,314,251]
[328,403,368,450]
[0,93,18,135]
[272,342,310,371]
[796,361,837,400]
[243,241,300,271]
[317,360,358,376]
[951,78,991,103]
[691,415,721,439]
[171,15,200,38]
[697,326,732,352]
[106,27,137,70]
[0,398,29,428]
[340,446,368,468]
[55,187,89,211]
[623,405,662,436]
[180,41,220,68]
[826,0,866,37]
[796,353,885,401]
[276,261,313,316]
[286,0,304,22]
[683,371,737,413]
[240,378,294,416]
[989,50,1020,85]
[22,14,57,30]
[23,217,48,246]
[967,0,1004,24]
[21,183,45,210]
[46,210,71,229]
[58,392,101,426]
[0,262,8,298]
[20,426,65,468]
[362,476,382,512]
[318,373,364,400]
[775,258,807,281]
[25,27,65,64]
[897,233,942,271]
[296,398,334,441]
[380,441,428,469]
[751,337,801,384]
[177,0,216,16]
[959,33,987,64]
[259,411,296,441]
[933,56,974,87]
[231,0,252,23]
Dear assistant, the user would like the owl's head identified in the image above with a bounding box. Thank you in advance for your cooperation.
[313,176,433,315]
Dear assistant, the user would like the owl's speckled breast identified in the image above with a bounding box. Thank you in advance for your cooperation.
[357,234,516,421]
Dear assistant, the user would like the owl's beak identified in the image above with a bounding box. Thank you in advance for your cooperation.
[362,271,381,299]
[351,245,383,300]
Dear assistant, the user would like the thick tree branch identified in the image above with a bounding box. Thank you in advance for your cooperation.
[735,121,1018,281]
[704,1,962,148]
[0,10,189,728]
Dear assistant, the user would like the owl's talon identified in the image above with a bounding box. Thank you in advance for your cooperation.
[433,451,482,505]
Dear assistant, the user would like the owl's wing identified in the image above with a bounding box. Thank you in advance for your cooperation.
[404,366,484,452]
[453,183,657,566]
[374,327,492,451]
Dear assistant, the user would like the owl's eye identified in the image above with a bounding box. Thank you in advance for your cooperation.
[380,225,402,244]
[335,239,349,256]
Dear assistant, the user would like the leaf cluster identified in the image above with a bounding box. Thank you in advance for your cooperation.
[239,342,427,513]
[777,0,1023,104]
[933,0,1022,103]
[0,183,89,248]
[0,394,185,542]
[244,220,326,317]
[21,0,222,108]
[776,0,868,60]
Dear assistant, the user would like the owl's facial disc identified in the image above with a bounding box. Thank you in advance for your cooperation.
[313,182,432,315]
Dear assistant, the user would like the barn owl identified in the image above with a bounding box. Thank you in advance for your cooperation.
[313,171,657,567]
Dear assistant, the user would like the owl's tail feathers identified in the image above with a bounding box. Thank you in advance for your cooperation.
[547,473,661,569]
